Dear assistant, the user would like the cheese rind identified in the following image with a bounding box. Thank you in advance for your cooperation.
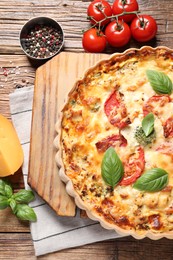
[0,114,24,176]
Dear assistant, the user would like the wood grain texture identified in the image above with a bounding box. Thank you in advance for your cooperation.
[0,0,173,259]
[28,52,108,216]
[0,54,35,118]
[0,208,29,233]
[0,234,173,260]
[0,0,173,54]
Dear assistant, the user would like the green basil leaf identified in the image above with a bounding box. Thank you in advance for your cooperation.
[146,70,173,94]
[0,195,9,209]
[133,168,168,192]
[9,199,17,214]
[101,147,124,188]
[15,204,37,222]
[4,184,13,198]
[13,189,35,204]
[142,113,155,137]
[0,179,6,195]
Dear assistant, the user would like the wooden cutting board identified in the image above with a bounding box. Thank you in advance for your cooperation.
[28,52,109,216]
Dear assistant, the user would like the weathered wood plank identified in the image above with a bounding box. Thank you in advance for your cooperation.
[0,0,172,53]
[0,234,173,260]
[56,237,173,260]
[0,233,36,260]
[0,54,35,118]
[0,208,30,233]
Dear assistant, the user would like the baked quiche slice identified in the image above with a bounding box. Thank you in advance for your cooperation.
[55,46,173,239]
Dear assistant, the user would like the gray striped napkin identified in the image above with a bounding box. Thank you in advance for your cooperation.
[9,86,124,256]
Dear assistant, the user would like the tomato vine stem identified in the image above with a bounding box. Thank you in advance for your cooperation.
[85,10,140,33]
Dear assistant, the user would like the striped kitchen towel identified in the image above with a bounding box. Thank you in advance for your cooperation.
[9,86,124,256]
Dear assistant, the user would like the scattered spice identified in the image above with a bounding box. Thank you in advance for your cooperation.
[3,68,8,77]
[21,24,63,59]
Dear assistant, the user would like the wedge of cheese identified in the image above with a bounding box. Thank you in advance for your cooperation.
[0,114,24,176]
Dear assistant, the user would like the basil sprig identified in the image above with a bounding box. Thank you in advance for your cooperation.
[146,70,173,94]
[0,179,36,222]
[133,168,168,192]
[101,147,124,188]
[142,112,155,137]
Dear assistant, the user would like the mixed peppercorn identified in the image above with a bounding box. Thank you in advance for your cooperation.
[21,24,63,59]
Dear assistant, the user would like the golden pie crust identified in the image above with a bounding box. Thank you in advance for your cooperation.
[55,46,173,239]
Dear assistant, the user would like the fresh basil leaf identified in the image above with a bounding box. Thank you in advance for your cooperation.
[0,179,6,196]
[101,147,124,188]
[142,113,155,137]
[133,168,168,192]
[4,183,13,198]
[13,189,35,204]
[0,195,9,209]
[9,199,17,214]
[15,204,37,222]
[146,70,173,94]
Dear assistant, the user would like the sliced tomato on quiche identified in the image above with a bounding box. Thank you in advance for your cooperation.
[143,95,171,117]
[120,147,145,186]
[95,134,127,153]
[156,142,173,155]
[163,116,173,138]
[104,90,131,129]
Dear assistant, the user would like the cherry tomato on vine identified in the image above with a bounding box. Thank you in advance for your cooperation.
[105,20,131,47]
[130,15,157,42]
[82,28,107,53]
[112,0,139,23]
[87,0,112,26]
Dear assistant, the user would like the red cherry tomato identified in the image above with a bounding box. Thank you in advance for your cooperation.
[120,147,145,185]
[82,28,107,53]
[163,117,173,138]
[95,134,127,153]
[87,0,112,26]
[112,0,139,23]
[130,15,157,42]
[105,20,131,47]
[104,90,131,128]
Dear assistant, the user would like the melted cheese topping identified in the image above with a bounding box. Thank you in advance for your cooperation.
[61,48,173,235]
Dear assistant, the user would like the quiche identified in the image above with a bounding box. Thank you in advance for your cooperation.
[55,46,173,239]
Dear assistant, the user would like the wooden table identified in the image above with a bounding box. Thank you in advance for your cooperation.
[0,0,173,259]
